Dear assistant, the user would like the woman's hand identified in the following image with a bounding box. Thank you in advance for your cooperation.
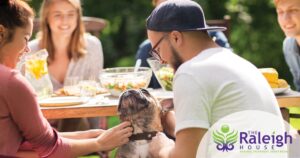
[86,129,105,138]
[96,121,133,151]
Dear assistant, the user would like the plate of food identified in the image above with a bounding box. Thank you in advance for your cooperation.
[259,68,291,95]
[39,96,88,107]
[272,86,290,94]
[54,85,109,97]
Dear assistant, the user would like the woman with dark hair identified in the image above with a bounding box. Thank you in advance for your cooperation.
[0,0,132,157]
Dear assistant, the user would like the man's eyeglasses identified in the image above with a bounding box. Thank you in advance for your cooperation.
[149,34,168,61]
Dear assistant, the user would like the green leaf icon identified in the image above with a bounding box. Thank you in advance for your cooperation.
[221,124,230,133]
[213,124,238,152]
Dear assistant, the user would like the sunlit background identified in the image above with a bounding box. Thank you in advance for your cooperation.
[28,0,289,85]
[26,1,296,157]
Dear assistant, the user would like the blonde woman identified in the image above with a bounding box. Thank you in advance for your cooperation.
[29,0,105,132]
[0,0,132,157]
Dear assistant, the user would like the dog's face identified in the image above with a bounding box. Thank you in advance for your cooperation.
[118,89,163,133]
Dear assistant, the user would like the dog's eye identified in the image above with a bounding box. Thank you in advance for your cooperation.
[140,88,150,95]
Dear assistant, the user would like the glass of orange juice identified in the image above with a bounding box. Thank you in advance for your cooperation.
[24,49,53,99]
[26,58,48,79]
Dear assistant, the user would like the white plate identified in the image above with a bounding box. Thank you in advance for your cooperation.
[39,96,87,107]
[272,86,290,94]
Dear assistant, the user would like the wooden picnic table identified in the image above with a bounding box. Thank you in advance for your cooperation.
[276,90,300,108]
[41,90,300,121]
[41,96,119,119]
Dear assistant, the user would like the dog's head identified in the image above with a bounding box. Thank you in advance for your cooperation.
[118,89,163,133]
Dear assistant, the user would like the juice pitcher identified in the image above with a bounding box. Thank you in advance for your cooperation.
[20,49,53,99]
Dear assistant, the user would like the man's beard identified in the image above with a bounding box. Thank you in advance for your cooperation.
[170,45,183,72]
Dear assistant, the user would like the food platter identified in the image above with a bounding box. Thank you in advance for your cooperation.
[39,96,88,107]
[272,86,290,94]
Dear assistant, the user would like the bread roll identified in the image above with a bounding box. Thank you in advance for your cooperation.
[278,79,288,88]
[259,68,278,83]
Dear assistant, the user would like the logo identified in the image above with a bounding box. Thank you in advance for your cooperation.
[212,124,292,153]
[212,124,238,152]
[197,111,299,158]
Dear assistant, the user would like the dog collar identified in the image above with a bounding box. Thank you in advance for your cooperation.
[129,131,157,141]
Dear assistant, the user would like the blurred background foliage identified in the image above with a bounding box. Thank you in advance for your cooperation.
[28,0,292,86]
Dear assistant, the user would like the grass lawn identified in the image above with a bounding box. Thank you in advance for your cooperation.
[289,107,300,129]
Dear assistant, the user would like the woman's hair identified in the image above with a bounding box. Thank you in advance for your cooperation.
[38,0,86,63]
[274,0,286,6]
[0,0,34,44]
[152,0,166,7]
[152,0,158,6]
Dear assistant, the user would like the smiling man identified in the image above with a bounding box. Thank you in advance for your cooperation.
[275,0,300,131]
[146,0,282,157]
[275,0,300,90]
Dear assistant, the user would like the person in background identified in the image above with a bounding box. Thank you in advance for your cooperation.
[136,0,231,89]
[0,0,132,157]
[146,1,282,157]
[29,0,105,132]
[274,0,300,131]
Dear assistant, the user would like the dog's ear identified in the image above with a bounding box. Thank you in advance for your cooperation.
[160,98,174,111]
[117,93,128,120]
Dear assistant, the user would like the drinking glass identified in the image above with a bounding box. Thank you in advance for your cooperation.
[64,77,81,96]
[23,49,53,99]
[79,80,99,97]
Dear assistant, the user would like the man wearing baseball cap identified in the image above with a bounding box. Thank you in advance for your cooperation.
[147,0,282,157]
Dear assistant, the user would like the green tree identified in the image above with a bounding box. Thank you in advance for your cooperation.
[28,0,292,84]
[225,0,291,83]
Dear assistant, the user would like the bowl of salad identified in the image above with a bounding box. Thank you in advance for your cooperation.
[147,58,174,91]
[99,67,152,96]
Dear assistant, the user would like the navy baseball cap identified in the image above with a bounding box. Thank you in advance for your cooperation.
[146,0,226,32]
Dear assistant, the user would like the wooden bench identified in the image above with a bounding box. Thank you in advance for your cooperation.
[207,15,231,39]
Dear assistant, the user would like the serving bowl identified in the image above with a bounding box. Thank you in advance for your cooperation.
[147,58,174,91]
[99,67,152,96]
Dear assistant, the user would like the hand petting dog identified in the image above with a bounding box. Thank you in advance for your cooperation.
[96,122,133,151]
[116,89,164,158]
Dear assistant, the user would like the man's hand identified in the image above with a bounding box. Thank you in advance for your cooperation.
[160,99,175,138]
[161,110,175,138]
[150,128,207,158]
[149,132,175,158]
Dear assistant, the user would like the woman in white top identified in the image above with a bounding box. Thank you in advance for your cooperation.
[29,0,104,132]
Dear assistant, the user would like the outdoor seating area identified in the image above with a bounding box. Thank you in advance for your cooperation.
[1,0,300,158]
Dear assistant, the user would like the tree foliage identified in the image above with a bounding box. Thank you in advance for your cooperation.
[28,0,293,84]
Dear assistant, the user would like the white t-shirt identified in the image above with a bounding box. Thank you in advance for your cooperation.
[174,48,282,133]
